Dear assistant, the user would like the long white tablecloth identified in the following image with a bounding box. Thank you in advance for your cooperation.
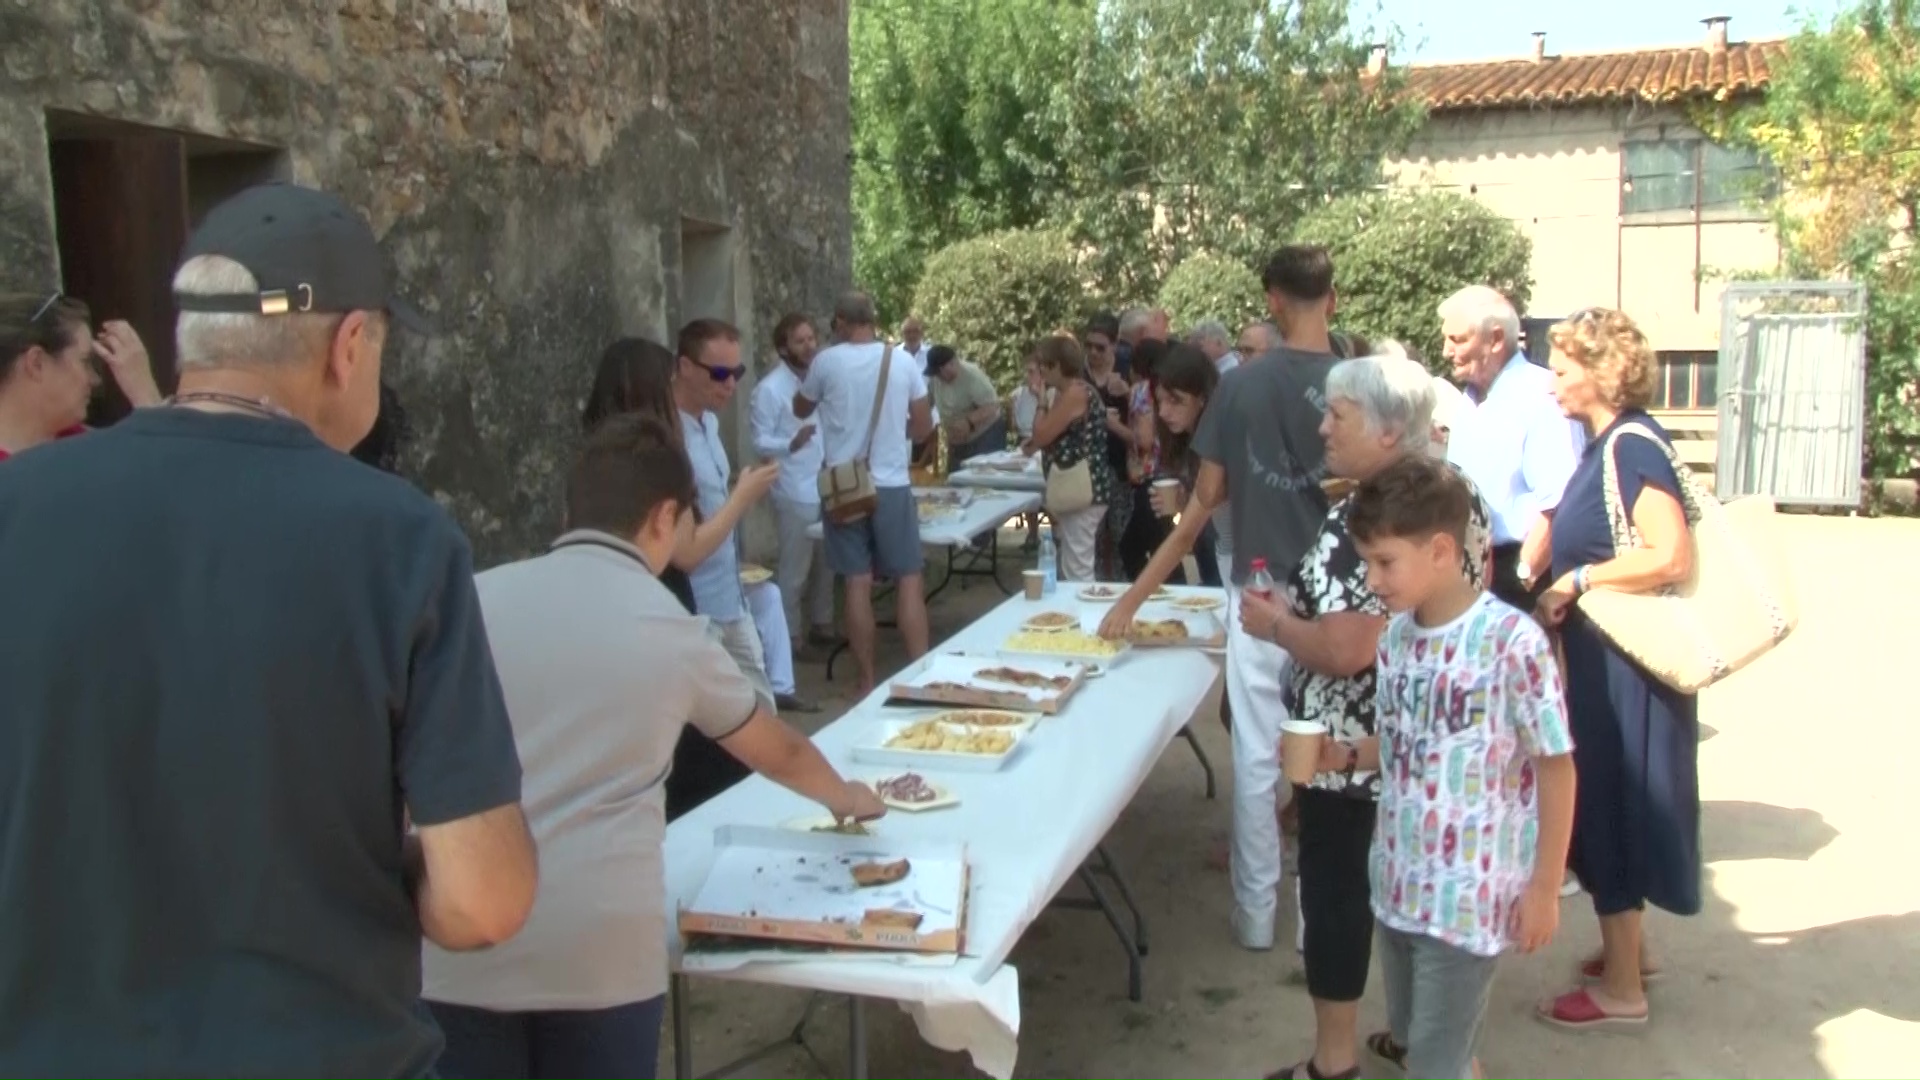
[806,487,1041,547]
[947,449,1046,494]
[664,587,1226,1077]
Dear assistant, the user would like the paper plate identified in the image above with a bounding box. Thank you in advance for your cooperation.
[739,564,774,586]
[1021,611,1080,633]
[869,774,959,812]
[780,814,880,835]
[1170,595,1225,612]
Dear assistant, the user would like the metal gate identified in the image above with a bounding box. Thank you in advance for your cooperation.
[1716,281,1869,506]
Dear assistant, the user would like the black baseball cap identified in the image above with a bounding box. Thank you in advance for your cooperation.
[925,344,957,375]
[174,183,432,334]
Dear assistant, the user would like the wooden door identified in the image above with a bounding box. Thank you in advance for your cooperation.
[48,136,188,423]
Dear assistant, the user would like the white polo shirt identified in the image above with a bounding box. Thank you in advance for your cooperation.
[421,531,759,1010]
[749,361,824,506]
[798,340,928,489]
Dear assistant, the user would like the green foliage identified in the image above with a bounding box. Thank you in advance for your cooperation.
[1048,0,1423,302]
[1292,189,1534,366]
[849,0,1095,323]
[911,228,1087,390]
[1157,253,1265,331]
[850,0,1418,316]
[1706,0,1920,489]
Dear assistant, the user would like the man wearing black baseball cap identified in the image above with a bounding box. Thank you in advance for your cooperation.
[0,183,536,1077]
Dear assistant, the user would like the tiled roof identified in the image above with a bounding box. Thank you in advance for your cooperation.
[1405,40,1787,112]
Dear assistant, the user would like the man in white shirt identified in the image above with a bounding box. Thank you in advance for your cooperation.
[899,316,929,369]
[750,313,836,654]
[1189,319,1241,375]
[423,413,881,1079]
[795,291,936,693]
[1439,285,1586,610]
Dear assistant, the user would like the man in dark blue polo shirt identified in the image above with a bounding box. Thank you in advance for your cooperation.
[0,184,537,1077]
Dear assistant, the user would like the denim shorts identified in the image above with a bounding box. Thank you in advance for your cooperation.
[822,485,924,578]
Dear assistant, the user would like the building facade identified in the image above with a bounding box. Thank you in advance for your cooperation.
[2,0,852,562]
[1387,18,1783,413]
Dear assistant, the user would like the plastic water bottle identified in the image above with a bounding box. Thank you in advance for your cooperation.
[1246,556,1275,600]
[1039,528,1058,596]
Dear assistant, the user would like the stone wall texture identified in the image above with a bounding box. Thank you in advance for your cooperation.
[1,0,852,563]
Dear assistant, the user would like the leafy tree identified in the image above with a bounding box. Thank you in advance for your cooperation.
[1706,0,1920,489]
[1049,0,1422,302]
[849,0,1095,323]
[912,228,1086,389]
[1158,252,1265,331]
[1292,189,1533,365]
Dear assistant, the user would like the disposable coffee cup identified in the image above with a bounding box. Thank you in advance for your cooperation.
[1151,477,1180,518]
[1280,719,1330,786]
[1022,569,1045,601]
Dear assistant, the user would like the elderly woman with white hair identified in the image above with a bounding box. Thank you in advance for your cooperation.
[1238,351,1491,1080]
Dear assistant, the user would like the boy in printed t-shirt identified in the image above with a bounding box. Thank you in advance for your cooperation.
[1344,456,1577,1079]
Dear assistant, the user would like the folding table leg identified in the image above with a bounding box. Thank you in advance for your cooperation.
[671,974,693,1080]
[1096,843,1150,957]
[1074,864,1144,1002]
[847,994,870,1079]
[1179,724,1218,799]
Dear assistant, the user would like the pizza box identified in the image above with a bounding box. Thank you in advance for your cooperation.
[888,652,1086,714]
[677,825,969,954]
[850,719,1027,774]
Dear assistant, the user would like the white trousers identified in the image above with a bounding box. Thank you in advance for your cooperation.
[773,495,835,635]
[1224,583,1294,919]
[1052,503,1105,582]
[742,581,795,697]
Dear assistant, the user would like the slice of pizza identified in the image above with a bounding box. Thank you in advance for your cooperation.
[851,858,911,888]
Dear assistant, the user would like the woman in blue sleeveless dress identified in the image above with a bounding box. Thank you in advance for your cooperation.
[1532,308,1701,1033]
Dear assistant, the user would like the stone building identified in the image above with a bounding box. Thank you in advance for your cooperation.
[2,0,852,562]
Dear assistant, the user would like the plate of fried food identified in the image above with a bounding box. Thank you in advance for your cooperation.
[1169,593,1226,613]
[854,718,1024,772]
[1021,610,1080,633]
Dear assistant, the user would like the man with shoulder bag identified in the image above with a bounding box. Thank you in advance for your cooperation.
[794,291,936,693]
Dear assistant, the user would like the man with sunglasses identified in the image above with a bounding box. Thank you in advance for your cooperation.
[673,319,802,713]
[0,293,162,461]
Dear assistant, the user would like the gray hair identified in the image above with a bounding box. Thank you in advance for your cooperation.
[1437,285,1521,361]
[834,290,877,328]
[1188,319,1230,349]
[173,255,342,370]
[1117,307,1151,338]
[1240,321,1279,352]
[1324,352,1435,456]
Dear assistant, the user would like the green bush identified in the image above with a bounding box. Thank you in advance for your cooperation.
[1292,189,1533,366]
[1157,252,1265,333]
[912,227,1087,390]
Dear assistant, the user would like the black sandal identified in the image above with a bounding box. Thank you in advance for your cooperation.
[1366,1030,1408,1074]
[1264,1059,1363,1080]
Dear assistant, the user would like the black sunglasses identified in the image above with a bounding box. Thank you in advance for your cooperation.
[684,356,746,383]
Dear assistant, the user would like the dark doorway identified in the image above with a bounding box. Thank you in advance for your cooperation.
[43,111,285,424]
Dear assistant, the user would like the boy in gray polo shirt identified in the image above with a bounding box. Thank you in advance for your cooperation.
[423,415,883,1080]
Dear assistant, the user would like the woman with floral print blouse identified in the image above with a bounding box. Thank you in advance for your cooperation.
[1237,351,1492,1080]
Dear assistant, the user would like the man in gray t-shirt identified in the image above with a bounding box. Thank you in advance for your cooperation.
[1101,244,1340,954]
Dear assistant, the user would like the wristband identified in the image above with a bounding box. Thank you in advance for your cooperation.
[1573,565,1591,594]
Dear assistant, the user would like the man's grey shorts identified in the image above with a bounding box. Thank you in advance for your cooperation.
[1375,923,1500,1080]
[823,484,925,579]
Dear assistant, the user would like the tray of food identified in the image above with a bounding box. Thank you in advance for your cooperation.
[1001,626,1128,670]
[870,771,959,812]
[851,718,1025,773]
[890,653,1085,713]
[677,825,968,954]
[1124,606,1227,648]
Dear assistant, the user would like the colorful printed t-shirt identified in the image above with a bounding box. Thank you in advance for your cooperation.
[1369,591,1574,957]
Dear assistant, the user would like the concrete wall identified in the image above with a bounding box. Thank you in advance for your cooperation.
[1386,103,1780,352]
[1,0,852,564]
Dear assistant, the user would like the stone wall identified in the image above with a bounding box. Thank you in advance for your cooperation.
[1,0,851,563]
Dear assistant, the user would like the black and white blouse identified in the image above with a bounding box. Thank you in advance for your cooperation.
[1283,463,1493,800]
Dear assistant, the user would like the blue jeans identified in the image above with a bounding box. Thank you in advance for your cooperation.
[429,996,666,1080]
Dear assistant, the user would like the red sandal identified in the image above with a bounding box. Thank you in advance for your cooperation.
[1537,987,1649,1030]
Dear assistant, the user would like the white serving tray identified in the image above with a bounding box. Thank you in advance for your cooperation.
[851,720,1026,773]
[890,652,1086,711]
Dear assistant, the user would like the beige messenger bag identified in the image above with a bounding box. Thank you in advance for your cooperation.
[817,341,894,524]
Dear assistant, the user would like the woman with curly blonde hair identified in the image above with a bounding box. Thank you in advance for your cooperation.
[1532,307,1699,1033]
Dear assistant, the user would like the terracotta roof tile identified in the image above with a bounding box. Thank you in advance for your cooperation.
[1404,40,1787,112]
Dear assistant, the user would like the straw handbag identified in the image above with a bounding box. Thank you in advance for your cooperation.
[1579,423,1798,693]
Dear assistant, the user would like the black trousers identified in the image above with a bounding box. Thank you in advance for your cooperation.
[1297,786,1377,1003]
[1489,542,1547,613]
